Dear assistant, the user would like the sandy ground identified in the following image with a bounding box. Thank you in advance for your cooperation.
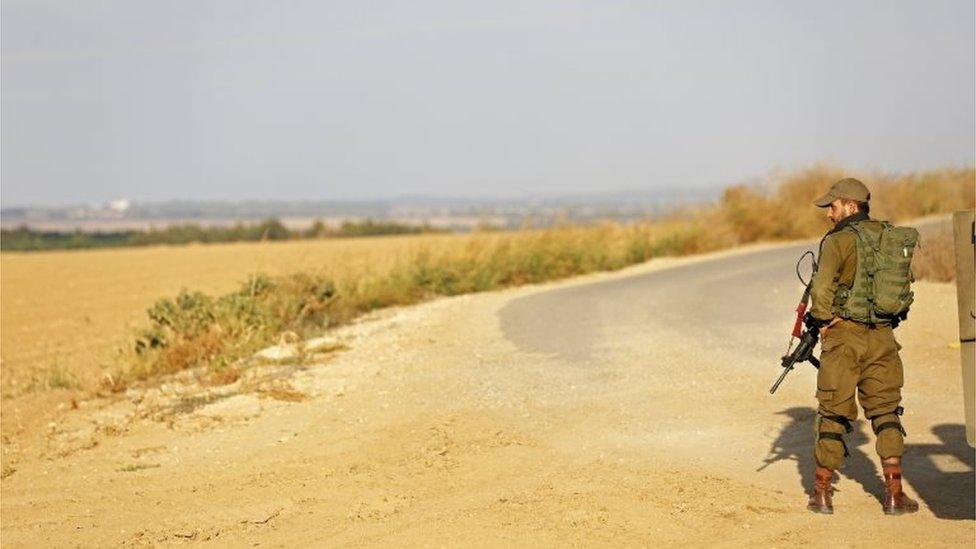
[1,238,973,547]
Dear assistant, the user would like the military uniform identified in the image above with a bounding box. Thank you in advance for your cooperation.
[804,178,918,515]
[809,212,906,469]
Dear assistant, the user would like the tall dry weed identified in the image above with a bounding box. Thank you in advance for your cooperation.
[913,230,957,282]
[703,164,973,246]
[122,164,973,385]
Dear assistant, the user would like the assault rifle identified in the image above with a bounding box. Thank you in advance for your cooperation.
[769,325,820,394]
[769,251,821,394]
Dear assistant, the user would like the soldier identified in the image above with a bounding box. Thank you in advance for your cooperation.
[804,178,919,515]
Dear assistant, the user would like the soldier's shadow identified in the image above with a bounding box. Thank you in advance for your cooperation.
[763,407,974,520]
[902,424,975,520]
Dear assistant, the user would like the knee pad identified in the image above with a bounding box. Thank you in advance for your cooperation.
[869,407,906,459]
[868,406,906,437]
[816,413,853,457]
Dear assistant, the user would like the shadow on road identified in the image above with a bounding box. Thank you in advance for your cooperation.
[902,424,975,520]
[761,407,975,520]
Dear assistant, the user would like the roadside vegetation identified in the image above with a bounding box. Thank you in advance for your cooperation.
[0,219,437,252]
[122,165,974,388]
[911,230,958,282]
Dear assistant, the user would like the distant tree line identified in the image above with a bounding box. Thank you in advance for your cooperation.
[0,218,440,252]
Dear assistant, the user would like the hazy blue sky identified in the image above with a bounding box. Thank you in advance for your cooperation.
[2,1,973,206]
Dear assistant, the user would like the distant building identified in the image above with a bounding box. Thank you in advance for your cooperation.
[108,199,130,213]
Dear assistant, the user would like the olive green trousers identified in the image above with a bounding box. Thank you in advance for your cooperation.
[814,320,905,470]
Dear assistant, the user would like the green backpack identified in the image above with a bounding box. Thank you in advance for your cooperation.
[832,220,919,325]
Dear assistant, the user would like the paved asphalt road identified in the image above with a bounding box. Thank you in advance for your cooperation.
[499,217,951,367]
[500,239,811,365]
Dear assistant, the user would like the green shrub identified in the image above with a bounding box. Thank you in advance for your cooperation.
[130,273,336,379]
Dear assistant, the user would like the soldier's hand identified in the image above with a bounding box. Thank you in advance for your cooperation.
[819,317,842,338]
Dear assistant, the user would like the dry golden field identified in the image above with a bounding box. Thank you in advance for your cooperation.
[2,165,971,399]
[0,233,473,396]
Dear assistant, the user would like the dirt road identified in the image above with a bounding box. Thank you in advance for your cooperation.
[2,235,973,547]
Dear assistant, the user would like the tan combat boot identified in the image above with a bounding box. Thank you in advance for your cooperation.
[807,466,834,514]
[882,460,919,515]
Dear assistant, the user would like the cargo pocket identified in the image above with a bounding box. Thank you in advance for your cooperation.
[815,388,836,406]
[815,337,846,405]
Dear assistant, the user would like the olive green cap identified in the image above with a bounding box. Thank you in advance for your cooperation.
[813,178,871,207]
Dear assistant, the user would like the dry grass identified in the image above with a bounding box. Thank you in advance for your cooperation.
[912,229,957,282]
[1,165,972,395]
[120,223,710,384]
[0,233,472,397]
[699,164,975,246]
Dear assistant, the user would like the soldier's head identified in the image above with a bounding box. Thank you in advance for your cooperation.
[813,178,871,224]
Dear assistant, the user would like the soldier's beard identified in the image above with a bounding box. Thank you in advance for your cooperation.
[830,206,857,224]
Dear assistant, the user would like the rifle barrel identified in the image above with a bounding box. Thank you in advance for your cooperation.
[769,362,794,394]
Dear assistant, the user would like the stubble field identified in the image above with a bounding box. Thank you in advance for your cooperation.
[0,233,472,396]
